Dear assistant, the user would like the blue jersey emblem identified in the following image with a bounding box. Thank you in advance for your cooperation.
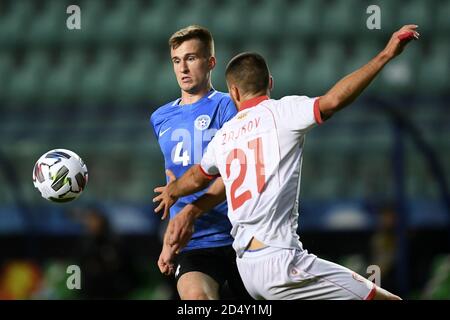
[195,114,211,131]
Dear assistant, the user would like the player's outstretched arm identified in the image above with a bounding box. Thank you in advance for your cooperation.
[156,177,225,275]
[168,178,226,253]
[318,25,419,120]
[153,165,213,219]
[157,178,226,274]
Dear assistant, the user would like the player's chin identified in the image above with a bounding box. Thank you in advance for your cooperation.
[180,82,198,93]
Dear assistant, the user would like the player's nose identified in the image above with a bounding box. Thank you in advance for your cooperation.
[180,61,189,73]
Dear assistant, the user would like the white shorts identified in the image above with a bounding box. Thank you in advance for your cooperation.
[236,246,376,300]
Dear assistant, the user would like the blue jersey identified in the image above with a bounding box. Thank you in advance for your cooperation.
[150,89,237,250]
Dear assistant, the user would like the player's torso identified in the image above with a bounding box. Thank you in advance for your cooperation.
[216,104,283,221]
[151,92,236,249]
[157,103,220,174]
[214,99,307,254]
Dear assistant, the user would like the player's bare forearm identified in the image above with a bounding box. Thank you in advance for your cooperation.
[319,25,419,119]
[319,53,388,118]
[153,165,212,219]
[186,177,226,219]
[167,178,226,252]
[162,222,172,245]
[169,165,212,198]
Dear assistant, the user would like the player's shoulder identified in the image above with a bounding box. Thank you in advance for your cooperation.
[208,90,234,107]
[263,95,315,112]
[150,99,180,124]
[207,90,237,124]
[276,95,313,105]
[209,90,231,101]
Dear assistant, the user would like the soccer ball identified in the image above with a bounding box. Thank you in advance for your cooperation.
[32,149,88,203]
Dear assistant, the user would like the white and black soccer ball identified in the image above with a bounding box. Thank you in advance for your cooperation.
[32,149,88,203]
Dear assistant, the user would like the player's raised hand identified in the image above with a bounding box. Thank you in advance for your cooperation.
[382,25,419,60]
[153,169,178,220]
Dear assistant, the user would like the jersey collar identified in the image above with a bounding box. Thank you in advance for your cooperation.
[240,95,269,111]
[175,88,216,106]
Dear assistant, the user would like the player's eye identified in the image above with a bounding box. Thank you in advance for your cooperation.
[172,59,180,64]
[187,56,196,62]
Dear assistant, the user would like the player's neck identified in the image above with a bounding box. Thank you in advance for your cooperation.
[237,91,270,111]
[180,84,212,105]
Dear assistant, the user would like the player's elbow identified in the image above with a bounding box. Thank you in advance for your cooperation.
[319,94,341,119]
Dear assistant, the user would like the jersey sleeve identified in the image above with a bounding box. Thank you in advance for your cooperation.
[150,111,160,138]
[200,137,220,177]
[219,97,238,126]
[277,95,323,133]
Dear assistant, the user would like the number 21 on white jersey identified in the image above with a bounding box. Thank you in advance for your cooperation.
[219,116,281,216]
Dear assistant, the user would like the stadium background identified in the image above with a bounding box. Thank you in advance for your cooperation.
[0,0,449,299]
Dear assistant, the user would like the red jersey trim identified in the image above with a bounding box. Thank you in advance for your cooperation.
[198,164,219,180]
[240,95,270,111]
[313,98,324,125]
[364,284,377,300]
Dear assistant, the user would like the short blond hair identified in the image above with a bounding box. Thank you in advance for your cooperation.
[168,25,215,57]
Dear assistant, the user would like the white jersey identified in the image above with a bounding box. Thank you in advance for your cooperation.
[200,95,322,257]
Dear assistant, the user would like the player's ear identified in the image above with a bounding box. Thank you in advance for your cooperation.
[230,85,240,103]
[208,56,216,71]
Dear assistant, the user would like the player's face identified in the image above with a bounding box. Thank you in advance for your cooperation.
[171,39,215,94]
